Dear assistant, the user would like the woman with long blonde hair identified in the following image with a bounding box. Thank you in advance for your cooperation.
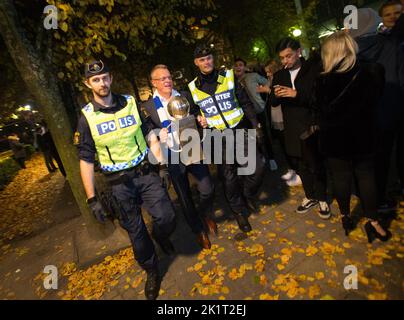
[312,31,391,243]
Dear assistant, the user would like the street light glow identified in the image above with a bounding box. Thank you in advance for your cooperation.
[292,29,302,37]
[253,46,260,53]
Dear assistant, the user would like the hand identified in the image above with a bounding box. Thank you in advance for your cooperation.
[197,115,208,128]
[87,197,108,223]
[274,85,297,98]
[256,84,270,94]
[159,128,168,144]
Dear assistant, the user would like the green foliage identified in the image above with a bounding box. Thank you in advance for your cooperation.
[0,157,20,190]
[46,0,216,91]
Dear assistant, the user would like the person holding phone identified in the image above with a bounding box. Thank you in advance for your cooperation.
[268,38,330,219]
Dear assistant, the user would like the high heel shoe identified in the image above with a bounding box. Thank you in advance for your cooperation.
[364,221,392,244]
[341,215,354,236]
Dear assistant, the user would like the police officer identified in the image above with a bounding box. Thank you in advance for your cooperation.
[76,60,176,300]
[185,45,265,233]
[142,64,216,250]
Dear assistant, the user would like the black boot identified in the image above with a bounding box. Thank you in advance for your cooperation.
[145,268,160,300]
[234,213,252,233]
[341,215,354,236]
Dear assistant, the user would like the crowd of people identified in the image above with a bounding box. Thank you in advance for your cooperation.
[75,0,403,300]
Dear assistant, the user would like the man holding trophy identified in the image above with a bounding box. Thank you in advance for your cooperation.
[142,64,216,249]
[185,45,265,233]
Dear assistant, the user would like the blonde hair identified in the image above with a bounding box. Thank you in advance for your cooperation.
[150,64,169,79]
[321,31,358,74]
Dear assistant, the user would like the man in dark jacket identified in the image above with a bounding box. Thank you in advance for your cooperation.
[355,3,404,208]
[142,64,216,249]
[184,45,265,233]
[269,37,330,219]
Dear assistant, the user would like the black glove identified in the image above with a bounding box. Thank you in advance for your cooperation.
[87,196,108,223]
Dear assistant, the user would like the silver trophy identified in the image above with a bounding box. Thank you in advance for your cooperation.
[167,96,204,165]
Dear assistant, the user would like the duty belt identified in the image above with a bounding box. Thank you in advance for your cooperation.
[103,159,158,186]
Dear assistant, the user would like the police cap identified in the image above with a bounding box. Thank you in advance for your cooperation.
[84,60,110,79]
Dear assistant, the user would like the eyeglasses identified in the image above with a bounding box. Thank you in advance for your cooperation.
[86,60,105,73]
[152,76,172,82]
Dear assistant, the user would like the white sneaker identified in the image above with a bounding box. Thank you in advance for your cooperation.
[269,159,278,171]
[318,201,331,219]
[286,174,302,187]
[281,169,295,181]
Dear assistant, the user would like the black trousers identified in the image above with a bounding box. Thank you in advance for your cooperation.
[327,155,378,220]
[256,111,275,160]
[271,129,294,169]
[168,162,214,234]
[50,148,66,177]
[217,129,265,215]
[111,172,176,271]
[42,150,57,172]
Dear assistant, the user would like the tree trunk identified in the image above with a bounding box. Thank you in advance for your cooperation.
[0,0,108,238]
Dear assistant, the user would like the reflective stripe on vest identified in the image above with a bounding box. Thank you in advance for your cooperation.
[82,95,148,172]
[188,69,244,130]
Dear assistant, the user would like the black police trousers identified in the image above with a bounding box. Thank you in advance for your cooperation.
[217,129,265,215]
[168,162,214,234]
[111,171,176,271]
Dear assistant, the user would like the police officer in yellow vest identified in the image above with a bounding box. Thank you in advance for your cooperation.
[77,60,176,300]
[185,45,265,233]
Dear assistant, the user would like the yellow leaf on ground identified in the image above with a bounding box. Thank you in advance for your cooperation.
[194,263,203,271]
[315,272,325,280]
[368,292,387,300]
[308,285,321,299]
[306,232,315,239]
[221,286,230,294]
[305,245,319,257]
[259,293,279,300]
[277,264,285,271]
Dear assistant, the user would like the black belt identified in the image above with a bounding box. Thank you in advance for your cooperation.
[103,159,158,186]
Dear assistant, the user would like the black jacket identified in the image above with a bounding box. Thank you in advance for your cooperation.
[312,62,385,158]
[269,57,322,158]
[356,17,404,130]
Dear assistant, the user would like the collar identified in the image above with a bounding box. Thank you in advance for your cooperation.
[153,89,180,104]
[91,93,127,112]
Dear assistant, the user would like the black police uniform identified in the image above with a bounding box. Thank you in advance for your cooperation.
[184,68,265,221]
[77,93,176,271]
[142,94,215,236]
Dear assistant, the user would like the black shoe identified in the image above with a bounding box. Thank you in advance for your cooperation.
[364,221,392,244]
[296,198,318,214]
[145,268,160,300]
[341,215,354,236]
[234,213,252,233]
[152,233,175,255]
